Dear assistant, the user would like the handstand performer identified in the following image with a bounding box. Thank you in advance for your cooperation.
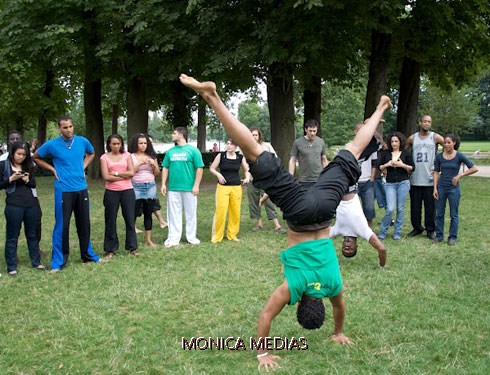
[179,74,392,371]
[330,191,387,268]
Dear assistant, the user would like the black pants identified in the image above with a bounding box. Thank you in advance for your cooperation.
[409,185,435,233]
[249,150,360,227]
[104,189,137,252]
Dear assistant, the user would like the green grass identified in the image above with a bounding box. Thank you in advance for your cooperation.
[457,141,490,153]
[1,172,489,374]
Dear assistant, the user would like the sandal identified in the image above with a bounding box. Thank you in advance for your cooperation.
[251,225,263,232]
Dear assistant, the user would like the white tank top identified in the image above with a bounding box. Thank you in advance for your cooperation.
[410,131,436,186]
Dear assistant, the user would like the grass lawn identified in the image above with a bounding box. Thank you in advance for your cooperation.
[1,171,489,374]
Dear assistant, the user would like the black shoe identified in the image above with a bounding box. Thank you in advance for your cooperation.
[427,232,436,240]
[408,229,423,237]
[390,220,395,227]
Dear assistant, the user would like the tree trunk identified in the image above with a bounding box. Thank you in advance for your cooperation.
[397,56,420,136]
[303,76,322,136]
[168,79,191,129]
[364,29,391,136]
[197,98,207,152]
[112,104,119,135]
[83,9,104,180]
[267,63,295,165]
[37,69,54,145]
[127,75,148,140]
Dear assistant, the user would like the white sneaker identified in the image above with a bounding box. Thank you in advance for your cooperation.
[164,240,179,248]
[187,238,201,245]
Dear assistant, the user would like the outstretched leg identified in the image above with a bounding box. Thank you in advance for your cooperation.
[179,74,263,162]
[346,96,392,159]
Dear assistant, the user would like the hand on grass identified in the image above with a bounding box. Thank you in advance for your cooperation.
[258,354,281,372]
[331,333,353,345]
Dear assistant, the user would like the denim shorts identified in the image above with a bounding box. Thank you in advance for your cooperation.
[133,181,157,200]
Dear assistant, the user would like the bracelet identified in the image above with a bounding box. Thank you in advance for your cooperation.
[256,352,268,358]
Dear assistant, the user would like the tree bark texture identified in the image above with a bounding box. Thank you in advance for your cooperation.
[303,75,322,137]
[168,79,191,129]
[37,69,54,145]
[197,98,207,152]
[267,62,295,165]
[364,29,391,135]
[127,75,148,140]
[397,56,420,137]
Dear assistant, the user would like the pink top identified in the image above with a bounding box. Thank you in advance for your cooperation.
[131,154,156,184]
[100,152,133,191]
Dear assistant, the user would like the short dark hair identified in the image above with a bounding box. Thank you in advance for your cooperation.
[297,296,325,330]
[444,133,460,150]
[342,236,358,258]
[174,126,188,142]
[106,134,125,153]
[57,115,72,126]
[304,119,319,129]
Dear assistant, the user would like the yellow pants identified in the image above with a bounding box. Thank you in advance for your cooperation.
[211,184,242,243]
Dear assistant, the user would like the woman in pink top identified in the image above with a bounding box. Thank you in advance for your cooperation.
[100,134,137,258]
[129,133,161,247]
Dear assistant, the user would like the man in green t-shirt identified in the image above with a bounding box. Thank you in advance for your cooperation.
[179,74,392,371]
[161,127,204,248]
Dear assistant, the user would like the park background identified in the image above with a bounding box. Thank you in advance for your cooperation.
[1,1,490,373]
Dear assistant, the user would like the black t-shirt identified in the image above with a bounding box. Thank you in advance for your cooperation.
[219,152,242,186]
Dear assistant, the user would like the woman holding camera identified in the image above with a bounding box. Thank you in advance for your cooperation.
[0,141,44,275]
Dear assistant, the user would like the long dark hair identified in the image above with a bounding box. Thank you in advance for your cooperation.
[128,133,157,158]
[8,141,33,173]
[386,131,406,152]
[444,133,461,151]
[106,134,125,153]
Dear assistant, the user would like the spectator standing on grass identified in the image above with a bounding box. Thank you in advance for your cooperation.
[0,141,45,275]
[288,119,329,189]
[161,127,204,248]
[406,115,444,240]
[247,127,286,234]
[129,133,161,248]
[378,132,414,240]
[209,138,251,243]
[100,134,138,259]
[33,116,101,273]
[433,134,478,246]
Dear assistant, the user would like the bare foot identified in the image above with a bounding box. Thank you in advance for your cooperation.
[145,241,157,248]
[378,95,393,110]
[179,74,216,98]
[49,269,60,274]
[135,227,143,234]
[160,220,168,229]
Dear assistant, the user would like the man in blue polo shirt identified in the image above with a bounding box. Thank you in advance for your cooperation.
[33,116,101,272]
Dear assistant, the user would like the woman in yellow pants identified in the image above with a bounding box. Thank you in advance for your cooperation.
[210,139,251,243]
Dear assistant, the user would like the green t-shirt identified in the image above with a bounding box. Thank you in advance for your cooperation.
[162,144,204,191]
[280,238,342,305]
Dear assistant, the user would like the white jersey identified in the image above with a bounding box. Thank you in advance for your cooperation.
[330,194,374,241]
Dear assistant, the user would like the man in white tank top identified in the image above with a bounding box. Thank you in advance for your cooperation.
[405,115,444,239]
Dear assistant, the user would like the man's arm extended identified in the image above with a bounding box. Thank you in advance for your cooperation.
[329,291,353,345]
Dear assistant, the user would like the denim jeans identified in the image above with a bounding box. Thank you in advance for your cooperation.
[4,204,42,272]
[435,184,461,241]
[374,177,387,209]
[358,180,376,220]
[379,180,410,239]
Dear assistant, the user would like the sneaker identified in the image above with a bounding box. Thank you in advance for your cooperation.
[390,220,395,227]
[164,240,179,248]
[408,229,423,237]
[427,232,436,240]
[252,225,263,232]
[448,239,456,246]
[432,238,443,244]
[187,239,201,245]
[378,235,386,241]
[393,236,401,241]
[274,227,287,234]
